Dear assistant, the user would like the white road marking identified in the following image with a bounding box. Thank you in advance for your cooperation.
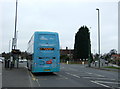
[36,79,41,87]
[59,74,68,79]
[65,72,80,78]
[29,71,41,87]
[88,73,93,74]
[60,67,65,69]
[83,77,116,81]
[86,72,93,75]
[91,81,110,88]
[65,72,70,75]
[68,68,78,71]
[86,72,105,77]
[54,72,68,79]
[72,75,80,78]
[24,66,28,69]
[94,74,105,77]
[27,70,34,87]
[94,81,120,84]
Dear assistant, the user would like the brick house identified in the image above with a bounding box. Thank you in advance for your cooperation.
[60,47,74,60]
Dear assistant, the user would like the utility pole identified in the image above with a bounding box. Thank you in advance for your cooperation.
[9,40,11,52]
[12,0,18,50]
[96,8,101,68]
[11,0,18,68]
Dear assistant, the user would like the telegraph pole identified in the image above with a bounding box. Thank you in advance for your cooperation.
[11,0,18,68]
[9,40,11,52]
[12,0,18,50]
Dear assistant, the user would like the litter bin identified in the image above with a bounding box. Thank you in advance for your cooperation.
[7,60,10,68]
[5,60,7,68]
[5,59,10,68]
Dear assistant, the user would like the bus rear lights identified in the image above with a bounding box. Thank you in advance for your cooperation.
[49,59,52,61]
[46,61,52,64]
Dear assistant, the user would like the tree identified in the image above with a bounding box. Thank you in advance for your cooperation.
[2,52,11,60]
[74,26,91,61]
[109,49,117,56]
[60,55,69,62]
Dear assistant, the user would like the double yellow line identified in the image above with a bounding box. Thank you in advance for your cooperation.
[28,71,41,87]
[29,72,38,81]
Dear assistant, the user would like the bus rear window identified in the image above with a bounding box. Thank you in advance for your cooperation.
[39,57,50,59]
[39,57,56,59]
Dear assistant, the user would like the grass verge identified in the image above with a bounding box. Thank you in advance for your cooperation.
[104,66,120,69]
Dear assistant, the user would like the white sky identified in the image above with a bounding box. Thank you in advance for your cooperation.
[0,0,119,54]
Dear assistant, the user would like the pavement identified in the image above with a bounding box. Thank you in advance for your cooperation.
[88,62,120,72]
[2,62,32,88]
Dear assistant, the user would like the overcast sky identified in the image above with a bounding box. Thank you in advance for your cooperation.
[0,0,119,54]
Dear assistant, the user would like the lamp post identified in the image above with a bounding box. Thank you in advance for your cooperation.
[12,0,18,50]
[11,0,18,68]
[9,40,11,52]
[96,8,101,68]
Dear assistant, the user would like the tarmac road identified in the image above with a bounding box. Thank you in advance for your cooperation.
[32,64,119,88]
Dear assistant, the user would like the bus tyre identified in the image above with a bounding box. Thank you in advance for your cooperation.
[28,67,30,71]
[28,66,30,71]
[27,62,28,67]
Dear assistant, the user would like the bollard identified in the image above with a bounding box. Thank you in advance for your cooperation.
[82,62,85,65]
[7,60,9,68]
[102,63,103,66]
[8,60,10,68]
[107,63,108,66]
[5,60,9,68]
[67,61,69,64]
[10,62,13,69]
[5,60,7,68]
[95,63,96,67]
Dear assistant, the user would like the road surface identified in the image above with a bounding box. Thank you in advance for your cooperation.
[31,64,119,88]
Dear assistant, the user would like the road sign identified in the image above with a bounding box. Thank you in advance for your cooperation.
[11,49,21,54]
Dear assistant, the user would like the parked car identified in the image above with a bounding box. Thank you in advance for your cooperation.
[0,59,3,63]
[95,61,98,63]
[19,59,23,63]
[19,59,27,63]
[105,61,108,64]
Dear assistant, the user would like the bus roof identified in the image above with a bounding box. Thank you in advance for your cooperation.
[28,31,58,43]
[34,31,58,35]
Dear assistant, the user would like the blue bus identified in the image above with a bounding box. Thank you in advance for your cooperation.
[27,31,60,73]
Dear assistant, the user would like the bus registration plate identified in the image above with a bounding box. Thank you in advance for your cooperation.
[44,69,50,71]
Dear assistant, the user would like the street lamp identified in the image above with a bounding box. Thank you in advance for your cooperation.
[9,40,11,52]
[12,0,18,50]
[96,8,101,68]
[11,0,18,68]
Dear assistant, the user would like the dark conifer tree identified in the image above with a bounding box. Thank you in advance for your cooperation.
[74,26,91,61]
